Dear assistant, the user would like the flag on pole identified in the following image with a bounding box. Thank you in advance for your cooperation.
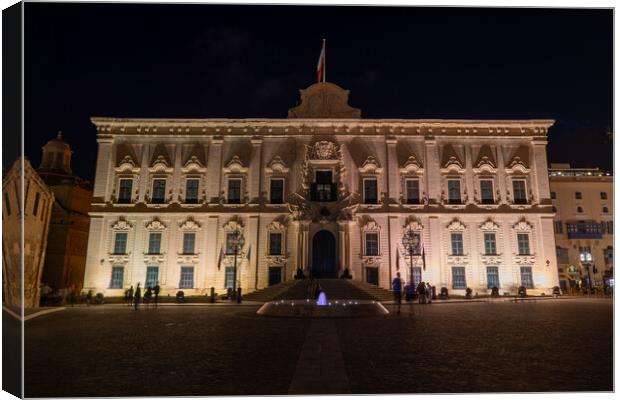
[217,247,223,271]
[396,246,400,271]
[246,244,251,261]
[422,244,427,271]
[316,39,326,83]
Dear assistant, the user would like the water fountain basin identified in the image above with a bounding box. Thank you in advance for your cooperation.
[256,299,389,318]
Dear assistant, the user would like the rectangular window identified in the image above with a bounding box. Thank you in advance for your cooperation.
[225,266,235,288]
[270,179,284,204]
[550,191,556,199]
[452,266,466,289]
[520,266,534,288]
[448,180,461,204]
[148,232,162,254]
[33,192,40,216]
[512,180,527,204]
[269,232,283,255]
[451,232,464,255]
[226,232,241,255]
[145,266,159,288]
[365,232,379,256]
[411,267,422,287]
[405,179,420,204]
[152,179,166,203]
[554,220,563,234]
[486,266,500,289]
[556,246,569,264]
[607,221,613,234]
[182,232,196,255]
[517,233,530,255]
[363,178,378,204]
[575,191,582,199]
[179,266,194,289]
[185,179,199,203]
[228,179,241,204]
[480,180,494,204]
[484,233,497,255]
[109,266,124,289]
[4,192,11,216]
[114,232,128,254]
[600,192,608,200]
[118,179,133,203]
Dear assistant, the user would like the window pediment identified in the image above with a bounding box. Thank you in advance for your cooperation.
[446,218,466,231]
[148,155,174,174]
[473,156,497,174]
[307,141,340,161]
[223,155,248,174]
[512,218,534,232]
[111,217,133,231]
[182,156,206,174]
[360,217,381,231]
[358,156,383,174]
[404,217,424,232]
[179,217,201,230]
[265,155,289,174]
[115,156,140,174]
[223,218,244,231]
[479,218,500,231]
[145,218,166,231]
[441,157,465,173]
[505,157,530,174]
[400,155,424,174]
[266,220,286,231]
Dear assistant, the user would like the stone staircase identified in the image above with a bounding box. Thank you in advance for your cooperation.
[242,280,304,302]
[349,280,394,302]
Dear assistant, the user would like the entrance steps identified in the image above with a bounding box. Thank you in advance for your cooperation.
[349,280,394,302]
[274,279,378,301]
[242,280,304,302]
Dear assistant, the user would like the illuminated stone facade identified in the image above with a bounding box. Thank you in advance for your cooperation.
[549,164,613,292]
[83,82,560,296]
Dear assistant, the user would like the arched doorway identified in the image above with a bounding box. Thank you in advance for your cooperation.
[312,230,337,278]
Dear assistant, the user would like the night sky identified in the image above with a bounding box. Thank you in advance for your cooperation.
[21,4,613,181]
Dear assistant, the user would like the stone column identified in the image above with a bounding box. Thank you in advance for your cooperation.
[93,139,114,202]
[207,137,223,203]
[249,137,263,204]
[531,139,550,203]
[338,221,347,274]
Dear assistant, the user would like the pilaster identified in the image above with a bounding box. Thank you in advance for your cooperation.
[250,137,263,204]
[424,137,440,203]
[207,137,223,203]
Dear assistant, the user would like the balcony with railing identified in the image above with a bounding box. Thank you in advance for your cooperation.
[566,222,603,239]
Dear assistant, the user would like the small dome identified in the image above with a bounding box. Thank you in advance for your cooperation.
[38,131,73,175]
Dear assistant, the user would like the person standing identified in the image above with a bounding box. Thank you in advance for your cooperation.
[85,290,93,307]
[154,282,160,308]
[426,282,432,304]
[127,285,134,307]
[134,283,142,310]
[144,287,152,308]
[392,272,403,315]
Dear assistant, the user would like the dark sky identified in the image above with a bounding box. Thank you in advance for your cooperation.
[21,4,613,181]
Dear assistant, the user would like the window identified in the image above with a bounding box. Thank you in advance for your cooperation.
[447,180,461,204]
[520,266,534,288]
[109,266,124,289]
[118,179,133,203]
[575,192,582,199]
[607,221,613,234]
[512,180,527,204]
[604,247,613,263]
[227,179,241,204]
[411,267,422,286]
[486,266,500,289]
[225,266,235,288]
[182,233,196,254]
[269,232,283,255]
[148,232,162,254]
[556,246,569,264]
[600,192,608,200]
[451,232,464,255]
[33,192,40,216]
[577,206,583,213]
[4,192,11,216]
[145,266,159,288]
[152,179,166,203]
[365,232,379,256]
[226,232,241,255]
[179,266,194,289]
[550,191,556,200]
[602,207,609,214]
[114,232,128,254]
[452,267,466,289]
[480,180,494,204]
[270,179,284,204]
[484,233,497,255]
[405,179,420,204]
[517,233,530,255]
[313,170,335,202]
[363,178,378,204]
[554,220,563,234]
[185,179,199,204]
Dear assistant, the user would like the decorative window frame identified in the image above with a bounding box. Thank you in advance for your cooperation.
[400,156,425,206]
[265,156,289,206]
[442,175,467,207]
[144,217,167,264]
[112,155,141,205]
[400,218,424,267]
[180,156,207,206]
[222,156,248,206]
[511,218,536,264]
[445,218,469,264]
[177,217,201,264]
[507,176,531,207]
[266,220,287,264]
[474,173,499,207]
[479,219,503,262]
[107,217,134,265]
[361,219,382,264]
[222,218,246,263]
[359,156,383,207]
[146,156,174,206]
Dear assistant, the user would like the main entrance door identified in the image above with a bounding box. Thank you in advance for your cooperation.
[312,230,337,278]
[268,267,282,286]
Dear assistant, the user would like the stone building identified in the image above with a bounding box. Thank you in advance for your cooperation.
[83,82,560,296]
[549,164,613,292]
[2,158,54,308]
[37,133,92,291]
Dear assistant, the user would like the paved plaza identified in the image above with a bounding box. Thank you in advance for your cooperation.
[23,298,612,397]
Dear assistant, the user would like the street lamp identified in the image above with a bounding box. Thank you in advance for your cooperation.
[579,250,593,294]
[229,229,245,302]
[401,228,421,287]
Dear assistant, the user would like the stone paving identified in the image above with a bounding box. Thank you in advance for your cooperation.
[23,298,612,397]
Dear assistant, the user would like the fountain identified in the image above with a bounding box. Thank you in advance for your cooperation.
[316,292,328,306]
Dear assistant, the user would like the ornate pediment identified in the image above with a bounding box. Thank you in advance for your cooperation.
[512,218,534,232]
[179,217,201,230]
[307,141,340,161]
[115,155,140,174]
[360,218,381,231]
[479,218,500,231]
[400,155,423,174]
[224,155,248,173]
[446,218,466,231]
[473,145,497,173]
[359,156,382,174]
[441,145,465,172]
[265,156,289,173]
[266,220,286,231]
[223,218,244,231]
[182,156,206,174]
[505,146,530,173]
[111,218,133,231]
[149,155,173,174]
[287,82,361,119]
[404,217,424,232]
[145,218,166,231]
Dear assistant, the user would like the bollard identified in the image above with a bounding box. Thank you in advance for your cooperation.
[210,287,216,303]
[236,287,242,304]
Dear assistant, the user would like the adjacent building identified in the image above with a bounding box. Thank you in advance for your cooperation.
[83,82,560,296]
[549,163,613,292]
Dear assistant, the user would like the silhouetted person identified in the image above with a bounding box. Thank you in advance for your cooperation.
[426,282,432,304]
[86,290,93,307]
[153,282,160,308]
[392,272,403,315]
[134,284,142,310]
[127,285,134,307]
[144,287,152,307]
[70,286,78,307]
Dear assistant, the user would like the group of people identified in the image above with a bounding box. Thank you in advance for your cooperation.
[124,282,160,310]
[39,283,91,307]
[391,272,434,315]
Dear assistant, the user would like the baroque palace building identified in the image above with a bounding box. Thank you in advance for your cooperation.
[83,82,560,296]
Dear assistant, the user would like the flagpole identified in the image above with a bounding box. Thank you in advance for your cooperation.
[322,38,326,82]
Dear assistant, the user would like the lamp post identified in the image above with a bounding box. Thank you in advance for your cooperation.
[230,229,245,302]
[579,250,593,294]
[401,228,421,287]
